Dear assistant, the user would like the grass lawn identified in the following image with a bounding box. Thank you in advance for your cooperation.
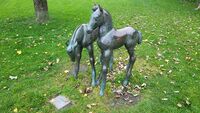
[0,0,200,112]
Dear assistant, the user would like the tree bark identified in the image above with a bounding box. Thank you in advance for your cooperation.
[33,0,48,23]
[197,3,200,10]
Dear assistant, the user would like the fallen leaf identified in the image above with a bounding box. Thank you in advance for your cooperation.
[84,94,88,97]
[141,83,146,87]
[87,104,92,109]
[43,66,49,71]
[133,94,139,97]
[64,70,69,74]
[165,59,169,64]
[91,103,97,106]
[115,89,123,95]
[48,62,53,66]
[79,89,83,94]
[9,76,17,80]
[185,100,190,106]
[115,94,121,98]
[85,87,92,93]
[177,103,182,108]
[161,98,168,101]
[185,98,191,106]
[13,108,18,113]
[128,100,134,103]
[174,91,179,93]
[56,58,60,63]
[135,85,141,90]
[16,50,22,55]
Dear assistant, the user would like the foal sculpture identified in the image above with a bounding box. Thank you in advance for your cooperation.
[66,24,99,86]
[87,5,142,96]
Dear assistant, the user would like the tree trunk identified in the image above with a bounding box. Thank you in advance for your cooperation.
[33,0,48,23]
[197,3,200,10]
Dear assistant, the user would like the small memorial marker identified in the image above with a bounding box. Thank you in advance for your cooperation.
[49,95,71,110]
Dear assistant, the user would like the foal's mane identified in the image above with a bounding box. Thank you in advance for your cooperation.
[103,9,113,28]
[70,25,81,45]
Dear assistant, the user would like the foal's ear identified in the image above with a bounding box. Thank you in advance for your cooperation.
[92,3,97,11]
[97,4,103,12]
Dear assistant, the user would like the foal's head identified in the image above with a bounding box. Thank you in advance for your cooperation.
[87,4,104,33]
[66,27,80,62]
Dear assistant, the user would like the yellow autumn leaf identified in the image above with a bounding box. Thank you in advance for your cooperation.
[16,50,22,55]
[64,70,69,74]
[13,108,18,112]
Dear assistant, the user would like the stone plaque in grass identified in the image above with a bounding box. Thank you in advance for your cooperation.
[49,95,72,110]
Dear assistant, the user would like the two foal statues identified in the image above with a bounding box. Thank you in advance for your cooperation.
[67,4,142,96]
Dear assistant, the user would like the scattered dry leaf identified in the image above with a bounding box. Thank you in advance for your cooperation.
[79,89,83,94]
[56,58,60,63]
[16,50,22,55]
[9,76,17,80]
[115,94,121,98]
[13,108,18,113]
[141,83,146,87]
[87,104,92,109]
[177,103,182,108]
[161,98,168,101]
[91,103,97,106]
[128,99,134,103]
[64,70,69,74]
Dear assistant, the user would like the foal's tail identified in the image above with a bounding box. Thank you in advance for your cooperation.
[133,30,142,44]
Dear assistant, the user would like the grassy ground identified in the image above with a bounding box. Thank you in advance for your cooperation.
[0,0,200,113]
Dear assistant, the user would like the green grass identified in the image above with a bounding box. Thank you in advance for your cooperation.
[0,0,200,113]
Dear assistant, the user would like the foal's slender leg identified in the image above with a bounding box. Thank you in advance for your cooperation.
[123,48,136,86]
[74,45,83,79]
[109,52,113,71]
[100,49,111,96]
[96,50,104,85]
[87,44,96,86]
[100,50,113,71]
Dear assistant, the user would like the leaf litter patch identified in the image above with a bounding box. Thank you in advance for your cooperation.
[112,91,140,106]
[110,85,141,107]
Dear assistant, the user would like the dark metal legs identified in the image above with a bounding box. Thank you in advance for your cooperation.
[74,46,82,79]
[123,49,136,86]
[87,45,97,86]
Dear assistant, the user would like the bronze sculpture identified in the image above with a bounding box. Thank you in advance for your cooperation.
[66,4,142,96]
[87,4,142,96]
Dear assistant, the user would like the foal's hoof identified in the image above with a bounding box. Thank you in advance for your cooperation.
[123,80,128,86]
[73,75,78,79]
[91,82,96,87]
[99,91,104,96]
